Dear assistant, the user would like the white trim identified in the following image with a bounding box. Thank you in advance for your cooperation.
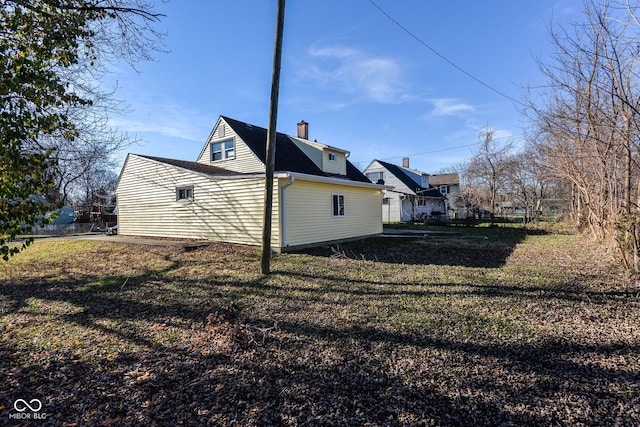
[282,171,392,190]
[291,137,350,154]
[176,185,194,201]
[211,137,235,161]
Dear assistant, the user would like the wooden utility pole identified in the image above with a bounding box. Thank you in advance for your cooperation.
[260,0,286,274]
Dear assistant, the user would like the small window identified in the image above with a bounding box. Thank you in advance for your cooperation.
[439,185,448,195]
[332,194,345,217]
[211,138,235,161]
[176,186,194,201]
[382,197,390,205]
[328,153,337,162]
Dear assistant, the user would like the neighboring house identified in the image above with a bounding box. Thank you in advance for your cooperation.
[427,172,463,218]
[363,158,445,223]
[116,116,385,252]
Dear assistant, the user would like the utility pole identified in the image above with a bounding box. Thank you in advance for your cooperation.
[260,0,286,275]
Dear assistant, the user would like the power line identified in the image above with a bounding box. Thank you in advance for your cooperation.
[367,0,527,108]
[351,141,478,168]
[381,141,479,161]
[352,131,528,167]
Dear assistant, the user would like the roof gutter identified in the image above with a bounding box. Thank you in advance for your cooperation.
[275,171,392,190]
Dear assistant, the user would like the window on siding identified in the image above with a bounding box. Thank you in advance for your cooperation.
[366,171,384,183]
[382,197,390,205]
[328,152,337,162]
[439,185,448,195]
[332,194,345,217]
[211,138,235,161]
[176,186,194,201]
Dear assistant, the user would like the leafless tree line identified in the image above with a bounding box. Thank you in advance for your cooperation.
[462,1,640,269]
[526,0,640,269]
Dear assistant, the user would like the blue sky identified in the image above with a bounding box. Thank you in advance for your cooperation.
[106,0,579,174]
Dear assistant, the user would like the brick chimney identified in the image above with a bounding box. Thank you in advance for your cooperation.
[297,120,308,139]
[402,157,409,168]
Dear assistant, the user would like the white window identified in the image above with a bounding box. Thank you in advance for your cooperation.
[366,171,384,183]
[328,152,337,162]
[176,186,194,201]
[332,194,345,217]
[211,138,235,161]
[439,185,448,195]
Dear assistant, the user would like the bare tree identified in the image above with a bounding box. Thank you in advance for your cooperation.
[464,129,513,224]
[527,0,640,269]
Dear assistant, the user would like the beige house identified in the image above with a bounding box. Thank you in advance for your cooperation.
[428,173,463,218]
[116,116,384,252]
[363,158,446,223]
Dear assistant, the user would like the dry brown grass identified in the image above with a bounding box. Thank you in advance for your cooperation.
[0,232,639,425]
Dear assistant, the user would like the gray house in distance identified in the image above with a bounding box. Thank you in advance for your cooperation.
[428,172,463,218]
[363,158,445,223]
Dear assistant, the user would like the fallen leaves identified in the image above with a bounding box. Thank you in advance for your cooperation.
[0,234,638,425]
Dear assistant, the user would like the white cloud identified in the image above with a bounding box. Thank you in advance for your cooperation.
[299,44,412,104]
[429,98,476,117]
[108,99,210,142]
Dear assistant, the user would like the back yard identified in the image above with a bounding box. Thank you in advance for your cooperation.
[0,229,639,425]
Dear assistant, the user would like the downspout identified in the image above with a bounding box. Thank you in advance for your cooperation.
[280,175,295,248]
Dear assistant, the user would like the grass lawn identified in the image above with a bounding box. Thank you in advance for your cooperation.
[0,230,639,425]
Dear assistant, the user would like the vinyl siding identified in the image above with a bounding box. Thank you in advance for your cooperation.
[382,191,403,223]
[291,138,323,170]
[364,160,417,194]
[117,155,279,248]
[283,179,382,247]
[292,139,347,176]
[322,150,346,175]
[197,120,265,174]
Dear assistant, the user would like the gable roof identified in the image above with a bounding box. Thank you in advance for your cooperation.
[221,116,370,183]
[374,159,444,198]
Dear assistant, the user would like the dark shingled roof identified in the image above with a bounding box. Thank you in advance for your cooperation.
[375,159,444,198]
[221,116,371,183]
[137,155,240,176]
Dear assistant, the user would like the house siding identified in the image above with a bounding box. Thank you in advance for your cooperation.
[117,155,279,247]
[365,160,418,194]
[291,139,323,170]
[283,179,382,247]
[197,120,265,174]
[382,191,403,223]
[292,139,347,176]
[322,150,347,175]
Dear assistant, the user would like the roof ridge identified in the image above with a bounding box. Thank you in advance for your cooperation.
[222,116,370,183]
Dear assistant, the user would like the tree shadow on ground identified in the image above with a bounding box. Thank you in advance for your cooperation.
[1,291,638,426]
[1,240,639,425]
[295,233,526,268]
